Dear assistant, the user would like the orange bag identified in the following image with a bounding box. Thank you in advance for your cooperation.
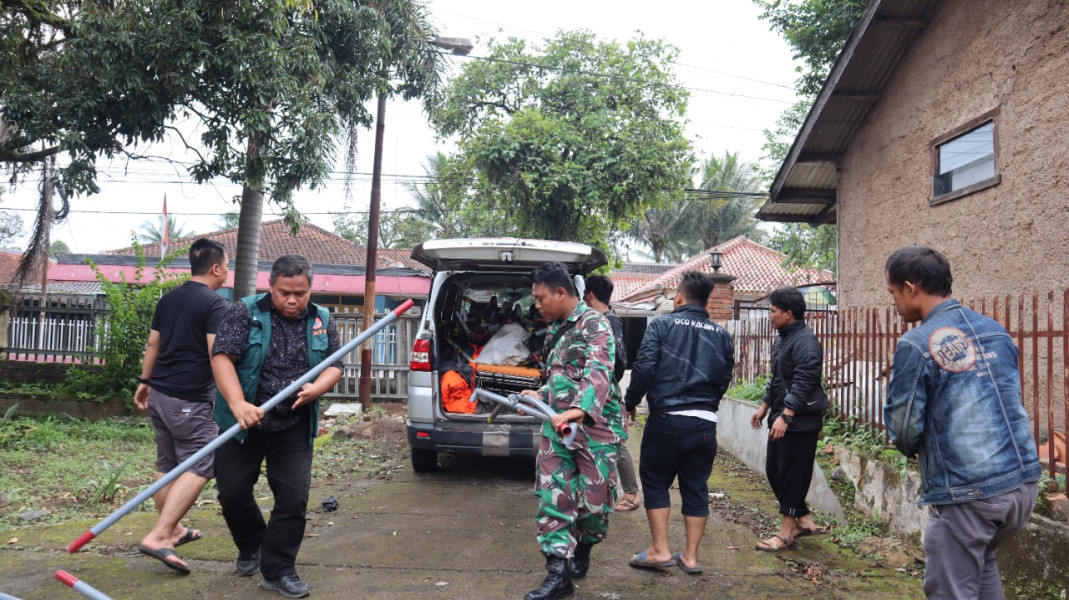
[441,369,477,414]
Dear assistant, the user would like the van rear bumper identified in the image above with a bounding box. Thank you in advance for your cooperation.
[407,420,540,458]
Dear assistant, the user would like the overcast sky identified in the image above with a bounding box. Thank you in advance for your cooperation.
[4,0,801,255]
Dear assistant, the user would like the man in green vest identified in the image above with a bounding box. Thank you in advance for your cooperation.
[211,254,343,599]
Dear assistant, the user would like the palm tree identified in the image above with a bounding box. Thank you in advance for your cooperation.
[136,217,194,244]
[217,211,240,229]
[682,151,766,253]
[625,192,695,263]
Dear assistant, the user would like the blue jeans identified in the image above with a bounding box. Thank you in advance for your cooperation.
[638,412,717,516]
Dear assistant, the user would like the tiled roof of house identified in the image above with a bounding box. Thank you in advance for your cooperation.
[619,236,834,303]
[608,272,662,304]
[0,249,48,285]
[107,219,429,272]
[0,250,21,284]
[622,262,677,275]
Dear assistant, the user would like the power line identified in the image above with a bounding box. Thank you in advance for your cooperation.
[448,52,796,105]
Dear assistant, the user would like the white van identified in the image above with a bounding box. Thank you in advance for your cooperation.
[406,238,608,472]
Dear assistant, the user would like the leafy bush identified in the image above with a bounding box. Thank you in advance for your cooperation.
[726,373,770,405]
[63,239,186,400]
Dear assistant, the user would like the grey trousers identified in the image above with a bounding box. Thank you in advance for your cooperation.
[617,442,639,495]
[923,481,1038,600]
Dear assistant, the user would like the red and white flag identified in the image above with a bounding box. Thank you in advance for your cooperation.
[161,194,169,258]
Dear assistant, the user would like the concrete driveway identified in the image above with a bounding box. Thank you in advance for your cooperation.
[0,436,923,600]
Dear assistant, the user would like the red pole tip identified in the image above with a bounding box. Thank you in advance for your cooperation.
[55,570,78,587]
[67,530,95,554]
[393,299,415,315]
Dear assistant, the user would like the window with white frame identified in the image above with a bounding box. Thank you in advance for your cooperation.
[931,113,1000,203]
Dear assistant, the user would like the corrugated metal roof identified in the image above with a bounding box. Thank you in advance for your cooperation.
[758,0,940,224]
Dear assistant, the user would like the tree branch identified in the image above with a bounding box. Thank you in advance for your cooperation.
[0,143,61,164]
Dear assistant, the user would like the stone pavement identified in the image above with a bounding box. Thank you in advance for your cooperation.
[0,433,924,600]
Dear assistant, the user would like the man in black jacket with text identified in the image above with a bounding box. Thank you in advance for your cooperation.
[624,271,734,576]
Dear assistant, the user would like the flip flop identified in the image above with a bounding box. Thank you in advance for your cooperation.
[138,545,191,574]
[614,496,640,512]
[796,525,828,538]
[174,528,202,547]
[672,551,702,575]
[628,550,677,570]
[755,535,796,553]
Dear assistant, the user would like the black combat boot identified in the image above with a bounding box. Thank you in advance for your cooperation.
[568,542,593,579]
[524,553,574,600]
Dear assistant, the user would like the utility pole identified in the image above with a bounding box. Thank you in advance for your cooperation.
[38,157,54,354]
[358,36,473,410]
[359,91,388,411]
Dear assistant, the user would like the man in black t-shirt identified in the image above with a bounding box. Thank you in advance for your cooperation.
[583,276,641,513]
[133,238,229,574]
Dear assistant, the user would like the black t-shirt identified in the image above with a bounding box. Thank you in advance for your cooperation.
[148,281,227,402]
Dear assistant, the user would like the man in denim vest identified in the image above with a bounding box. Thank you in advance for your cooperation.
[211,255,342,598]
[884,246,1040,600]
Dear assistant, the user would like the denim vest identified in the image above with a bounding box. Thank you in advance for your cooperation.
[885,299,1041,505]
[213,294,331,446]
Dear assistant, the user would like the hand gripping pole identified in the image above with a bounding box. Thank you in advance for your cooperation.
[468,388,579,448]
[67,299,416,553]
[55,571,113,600]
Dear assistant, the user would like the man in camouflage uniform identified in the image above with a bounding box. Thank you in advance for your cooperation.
[520,262,623,600]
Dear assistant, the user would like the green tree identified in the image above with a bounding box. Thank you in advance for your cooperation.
[686,151,766,251]
[64,240,186,399]
[431,30,693,248]
[0,210,23,248]
[48,239,69,258]
[626,193,694,263]
[2,0,447,299]
[755,0,864,273]
[754,0,868,97]
[217,211,241,230]
[769,223,837,276]
[135,217,193,245]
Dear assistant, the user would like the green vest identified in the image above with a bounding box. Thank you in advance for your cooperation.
[213,293,333,446]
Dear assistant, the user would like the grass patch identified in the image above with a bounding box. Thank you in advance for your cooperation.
[0,415,158,531]
[0,409,406,533]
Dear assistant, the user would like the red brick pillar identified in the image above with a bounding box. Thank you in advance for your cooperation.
[705,273,736,324]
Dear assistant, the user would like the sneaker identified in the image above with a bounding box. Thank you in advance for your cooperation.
[236,551,260,577]
[261,574,310,598]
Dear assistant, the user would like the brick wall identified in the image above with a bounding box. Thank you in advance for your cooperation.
[705,273,736,323]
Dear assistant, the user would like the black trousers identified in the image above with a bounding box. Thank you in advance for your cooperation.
[765,430,819,518]
[215,423,313,580]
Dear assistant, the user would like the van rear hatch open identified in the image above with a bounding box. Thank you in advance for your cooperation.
[411,238,608,273]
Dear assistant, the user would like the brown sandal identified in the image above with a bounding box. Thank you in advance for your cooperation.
[755,534,796,552]
[614,495,640,511]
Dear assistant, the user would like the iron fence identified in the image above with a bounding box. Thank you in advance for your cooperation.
[3,296,420,402]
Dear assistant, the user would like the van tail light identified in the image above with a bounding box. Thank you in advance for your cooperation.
[410,337,431,371]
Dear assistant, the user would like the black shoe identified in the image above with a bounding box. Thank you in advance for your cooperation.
[261,574,310,598]
[236,551,259,577]
[525,554,573,600]
[569,542,593,579]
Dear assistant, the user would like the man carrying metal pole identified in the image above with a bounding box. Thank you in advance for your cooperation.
[133,238,228,574]
[519,262,622,600]
[211,254,343,599]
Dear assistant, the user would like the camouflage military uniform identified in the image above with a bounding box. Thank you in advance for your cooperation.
[535,301,625,558]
